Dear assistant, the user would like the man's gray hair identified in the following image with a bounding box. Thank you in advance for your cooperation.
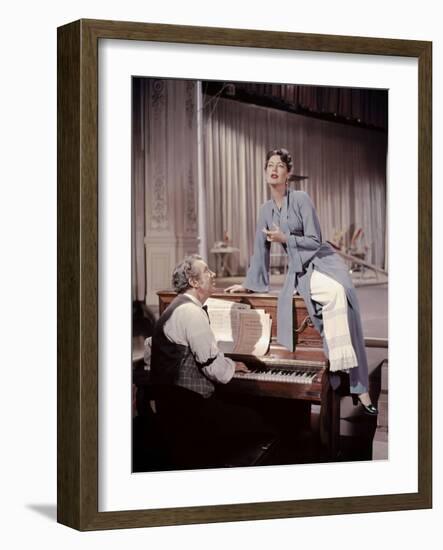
[172,254,203,293]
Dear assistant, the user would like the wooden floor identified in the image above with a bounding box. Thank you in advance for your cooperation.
[132,392,379,473]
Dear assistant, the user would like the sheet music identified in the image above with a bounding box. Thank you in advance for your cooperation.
[205,297,250,311]
[205,298,271,356]
[233,310,271,356]
[207,309,240,350]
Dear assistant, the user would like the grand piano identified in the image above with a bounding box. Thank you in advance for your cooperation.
[156,290,341,459]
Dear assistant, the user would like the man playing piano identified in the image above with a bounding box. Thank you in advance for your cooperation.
[148,254,273,468]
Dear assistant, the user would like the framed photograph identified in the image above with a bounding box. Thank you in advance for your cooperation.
[57,19,432,530]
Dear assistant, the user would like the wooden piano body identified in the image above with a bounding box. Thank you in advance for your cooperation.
[157,290,340,458]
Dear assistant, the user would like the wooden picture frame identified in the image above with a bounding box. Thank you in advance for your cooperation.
[57,18,432,530]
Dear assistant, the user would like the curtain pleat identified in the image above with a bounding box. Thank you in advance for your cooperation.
[132,79,146,301]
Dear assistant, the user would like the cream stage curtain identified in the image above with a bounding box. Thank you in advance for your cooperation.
[202,96,387,275]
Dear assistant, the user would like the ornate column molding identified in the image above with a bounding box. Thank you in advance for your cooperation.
[143,79,200,304]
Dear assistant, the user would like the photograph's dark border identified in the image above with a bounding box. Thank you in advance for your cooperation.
[57,18,432,531]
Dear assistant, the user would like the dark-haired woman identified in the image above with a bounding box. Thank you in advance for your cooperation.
[226,148,377,414]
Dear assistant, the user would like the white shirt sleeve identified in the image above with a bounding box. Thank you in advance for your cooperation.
[163,302,235,384]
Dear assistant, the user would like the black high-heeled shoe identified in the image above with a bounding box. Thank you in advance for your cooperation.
[352,395,378,416]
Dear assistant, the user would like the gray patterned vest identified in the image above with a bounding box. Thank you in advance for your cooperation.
[150,294,215,398]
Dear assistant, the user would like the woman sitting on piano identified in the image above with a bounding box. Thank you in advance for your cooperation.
[225,148,377,415]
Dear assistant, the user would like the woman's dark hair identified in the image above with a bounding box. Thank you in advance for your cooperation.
[265,148,293,172]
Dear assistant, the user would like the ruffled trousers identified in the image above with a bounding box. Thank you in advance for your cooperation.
[310,269,367,394]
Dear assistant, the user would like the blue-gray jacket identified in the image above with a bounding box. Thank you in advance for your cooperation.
[243,190,364,364]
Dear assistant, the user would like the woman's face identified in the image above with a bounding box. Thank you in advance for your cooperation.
[265,154,289,186]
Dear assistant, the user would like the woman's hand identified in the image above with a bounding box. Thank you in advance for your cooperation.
[262,223,288,244]
[224,284,246,293]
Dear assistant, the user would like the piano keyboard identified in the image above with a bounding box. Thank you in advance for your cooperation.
[234,366,318,384]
